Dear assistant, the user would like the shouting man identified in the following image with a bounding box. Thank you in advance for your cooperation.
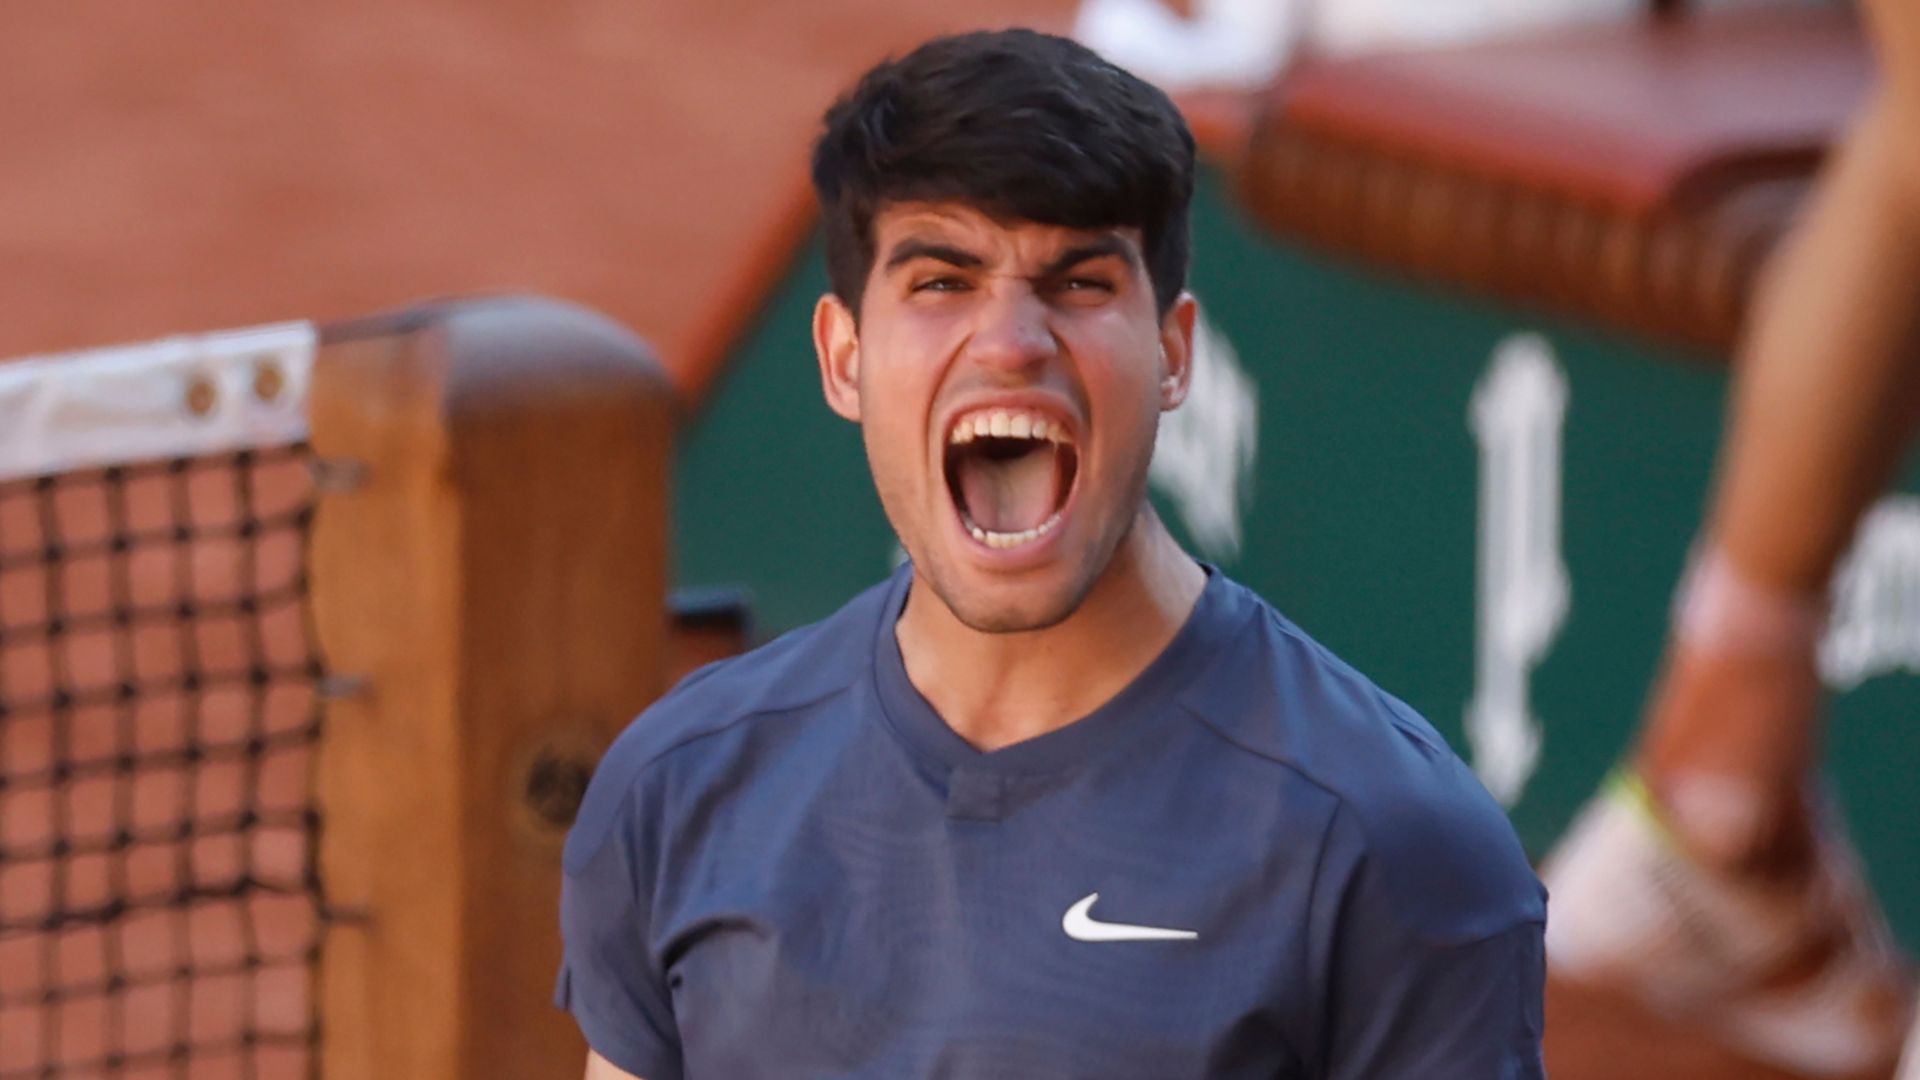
[557,28,1545,1079]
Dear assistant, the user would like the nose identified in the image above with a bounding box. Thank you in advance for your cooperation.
[963,284,1057,376]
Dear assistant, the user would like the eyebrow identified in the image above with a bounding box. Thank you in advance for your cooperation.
[1036,236,1138,279]
[880,233,1141,277]
[883,240,984,272]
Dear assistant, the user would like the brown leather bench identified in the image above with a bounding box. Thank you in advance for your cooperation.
[1232,6,1870,355]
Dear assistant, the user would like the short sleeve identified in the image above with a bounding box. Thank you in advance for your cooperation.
[1323,918,1545,1078]
[554,788,684,1080]
[1310,803,1547,1079]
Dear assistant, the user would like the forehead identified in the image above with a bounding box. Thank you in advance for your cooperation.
[871,202,1143,265]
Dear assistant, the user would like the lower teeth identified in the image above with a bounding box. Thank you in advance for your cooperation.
[966,511,1062,549]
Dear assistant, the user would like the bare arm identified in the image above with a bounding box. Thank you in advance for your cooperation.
[583,1050,644,1080]
[1635,1,1920,864]
[1707,0,1920,593]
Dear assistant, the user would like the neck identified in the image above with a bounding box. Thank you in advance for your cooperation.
[896,508,1206,751]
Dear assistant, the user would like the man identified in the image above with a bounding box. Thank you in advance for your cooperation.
[1545,0,1920,1074]
[557,29,1544,1078]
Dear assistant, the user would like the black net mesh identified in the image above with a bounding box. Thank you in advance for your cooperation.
[0,447,326,1079]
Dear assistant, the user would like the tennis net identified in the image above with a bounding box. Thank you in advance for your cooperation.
[0,299,672,1080]
[0,325,325,1079]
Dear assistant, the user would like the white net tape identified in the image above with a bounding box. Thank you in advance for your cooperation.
[0,322,316,483]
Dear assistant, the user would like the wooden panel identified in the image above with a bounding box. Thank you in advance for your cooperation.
[308,324,463,1080]
[441,299,673,1079]
[307,297,673,1079]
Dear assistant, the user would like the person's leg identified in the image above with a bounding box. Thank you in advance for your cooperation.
[1635,88,1920,871]
[1547,17,1920,1071]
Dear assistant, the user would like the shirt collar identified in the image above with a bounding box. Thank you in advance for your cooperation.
[869,561,1251,780]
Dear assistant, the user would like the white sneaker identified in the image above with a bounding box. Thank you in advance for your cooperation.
[1544,770,1915,1076]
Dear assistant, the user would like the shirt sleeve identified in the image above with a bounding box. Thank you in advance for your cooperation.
[1322,918,1546,1079]
[1310,802,1548,1079]
[554,784,684,1080]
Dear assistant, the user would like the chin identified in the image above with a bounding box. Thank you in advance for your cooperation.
[951,596,1077,635]
[919,557,1092,635]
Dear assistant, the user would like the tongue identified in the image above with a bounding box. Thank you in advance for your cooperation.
[958,445,1057,534]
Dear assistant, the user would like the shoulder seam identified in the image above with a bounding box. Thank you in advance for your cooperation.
[634,677,861,778]
[1182,702,1345,807]
[561,677,861,877]
[1203,605,1448,758]
[566,679,861,872]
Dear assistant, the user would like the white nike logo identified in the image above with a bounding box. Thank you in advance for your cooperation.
[1062,892,1198,942]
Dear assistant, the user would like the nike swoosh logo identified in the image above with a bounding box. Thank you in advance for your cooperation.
[1062,892,1198,942]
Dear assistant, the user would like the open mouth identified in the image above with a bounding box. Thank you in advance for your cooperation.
[943,408,1079,550]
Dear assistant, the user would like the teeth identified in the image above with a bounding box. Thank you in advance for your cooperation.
[962,511,1064,549]
[947,409,1074,445]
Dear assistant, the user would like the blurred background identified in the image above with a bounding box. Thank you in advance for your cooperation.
[1,0,1911,1077]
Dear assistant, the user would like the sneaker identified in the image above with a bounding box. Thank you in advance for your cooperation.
[1543,769,1915,1076]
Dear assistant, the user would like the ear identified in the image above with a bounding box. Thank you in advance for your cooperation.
[813,293,862,423]
[1156,291,1199,411]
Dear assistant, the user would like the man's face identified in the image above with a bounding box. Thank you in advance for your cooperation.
[814,201,1195,633]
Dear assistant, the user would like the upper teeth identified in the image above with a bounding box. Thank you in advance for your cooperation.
[949,409,1071,445]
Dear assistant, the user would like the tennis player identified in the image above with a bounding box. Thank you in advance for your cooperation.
[557,28,1545,1079]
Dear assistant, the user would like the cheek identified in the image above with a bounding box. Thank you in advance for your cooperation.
[855,347,940,485]
[1079,336,1169,427]
[859,318,957,419]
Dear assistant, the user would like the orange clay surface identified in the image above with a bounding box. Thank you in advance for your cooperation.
[0,0,1076,402]
[1548,975,1897,1080]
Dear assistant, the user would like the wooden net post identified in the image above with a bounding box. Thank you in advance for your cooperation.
[304,297,673,1079]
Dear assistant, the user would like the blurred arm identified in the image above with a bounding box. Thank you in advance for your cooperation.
[1635,3,1920,861]
[1705,2,1920,594]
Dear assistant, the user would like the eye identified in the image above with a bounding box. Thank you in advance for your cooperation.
[1052,276,1116,304]
[912,275,970,294]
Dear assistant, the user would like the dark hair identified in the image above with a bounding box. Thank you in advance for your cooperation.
[811,29,1196,317]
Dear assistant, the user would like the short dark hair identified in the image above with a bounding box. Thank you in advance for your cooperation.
[811,29,1196,318]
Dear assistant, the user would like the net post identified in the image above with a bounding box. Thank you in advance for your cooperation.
[305,297,673,1079]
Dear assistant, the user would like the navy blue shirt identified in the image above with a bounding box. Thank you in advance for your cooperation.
[557,567,1546,1078]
